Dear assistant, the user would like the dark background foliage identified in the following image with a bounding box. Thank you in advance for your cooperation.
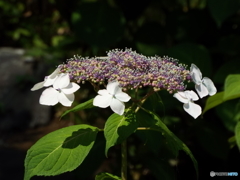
[1,0,240,179]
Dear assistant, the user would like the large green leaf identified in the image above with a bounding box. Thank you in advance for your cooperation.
[104,110,138,156]
[61,98,94,119]
[203,92,224,114]
[95,172,121,180]
[138,108,198,177]
[235,121,240,150]
[24,124,99,180]
[224,74,240,101]
[203,74,240,114]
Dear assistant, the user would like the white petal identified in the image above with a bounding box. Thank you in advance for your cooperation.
[49,67,60,78]
[115,92,131,102]
[110,98,125,115]
[44,76,58,86]
[185,90,199,101]
[62,82,80,94]
[183,102,202,119]
[173,92,189,104]
[39,87,59,106]
[98,89,109,96]
[93,94,112,108]
[43,68,60,86]
[202,77,217,96]
[195,84,209,98]
[53,73,70,89]
[190,64,202,84]
[107,81,120,95]
[31,81,44,91]
[58,92,74,107]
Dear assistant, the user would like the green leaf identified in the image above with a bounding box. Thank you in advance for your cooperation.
[104,110,138,156]
[95,172,121,180]
[61,98,94,119]
[204,74,240,113]
[24,124,99,180]
[203,92,224,114]
[224,74,240,101]
[139,108,198,177]
[235,121,240,150]
[208,0,240,27]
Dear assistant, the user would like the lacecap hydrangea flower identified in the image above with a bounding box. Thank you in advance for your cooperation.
[31,48,216,118]
[173,64,217,118]
[190,64,217,98]
[39,73,80,107]
[31,67,60,91]
[59,48,191,93]
[93,81,131,115]
[31,68,80,107]
[173,90,201,119]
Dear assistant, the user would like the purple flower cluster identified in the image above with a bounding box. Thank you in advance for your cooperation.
[59,49,191,93]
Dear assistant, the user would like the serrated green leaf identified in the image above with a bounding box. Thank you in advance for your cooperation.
[138,108,198,177]
[24,124,99,180]
[224,74,240,101]
[104,110,138,156]
[95,172,121,180]
[203,92,224,114]
[61,98,94,119]
[235,121,240,150]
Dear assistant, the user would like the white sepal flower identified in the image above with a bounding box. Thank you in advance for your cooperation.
[190,64,217,98]
[31,67,60,91]
[39,73,80,107]
[173,90,202,119]
[93,81,131,115]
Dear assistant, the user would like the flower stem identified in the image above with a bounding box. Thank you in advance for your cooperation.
[121,140,127,180]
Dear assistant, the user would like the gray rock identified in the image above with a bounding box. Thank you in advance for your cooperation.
[0,47,51,134]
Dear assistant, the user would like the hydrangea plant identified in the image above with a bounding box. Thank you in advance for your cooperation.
[25,48,216,180]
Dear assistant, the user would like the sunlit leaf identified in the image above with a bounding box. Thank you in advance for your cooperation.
[24,124,99,180]
[203,92,224,114]
[224,74,240,101]
[104,110,137,156]
[61,98,94,118]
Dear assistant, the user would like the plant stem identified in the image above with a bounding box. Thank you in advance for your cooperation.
[121,140,127,180]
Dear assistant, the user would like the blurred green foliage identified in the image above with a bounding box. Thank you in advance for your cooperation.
[1,0,240,179]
